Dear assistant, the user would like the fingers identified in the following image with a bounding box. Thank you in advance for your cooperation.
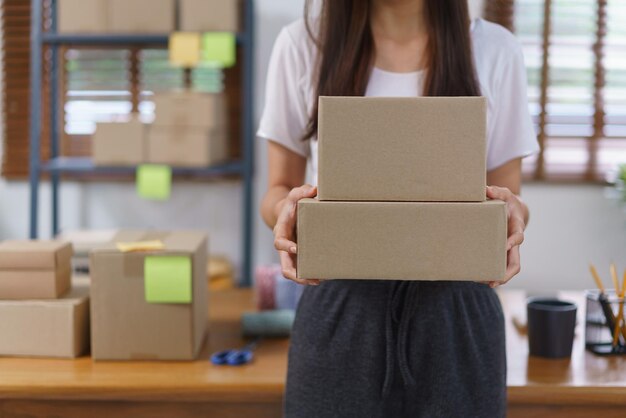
[278,242,319,286]
[288,184,317,202]
[504,245,521,282]
[486,185,512,202]
[274,237,297,254]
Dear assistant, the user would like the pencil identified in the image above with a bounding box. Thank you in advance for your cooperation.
[612,273,625,347]
[611,263,619,292]
[590,264,605,293]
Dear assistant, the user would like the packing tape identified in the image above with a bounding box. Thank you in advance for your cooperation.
[241,310,295,338]
[254,265,278,310]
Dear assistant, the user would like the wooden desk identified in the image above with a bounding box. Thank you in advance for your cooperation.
[0,290,624,418]
[504,290,626,417]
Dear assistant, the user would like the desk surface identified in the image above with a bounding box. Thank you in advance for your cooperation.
[0,289,625,406]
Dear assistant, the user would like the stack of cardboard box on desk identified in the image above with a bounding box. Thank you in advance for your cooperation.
[297,97,508,281]
[0,240,89,358]
[92,91,228,167]
[0,230,209,361]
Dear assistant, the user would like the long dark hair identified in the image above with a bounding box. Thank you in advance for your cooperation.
[304,0,481,140]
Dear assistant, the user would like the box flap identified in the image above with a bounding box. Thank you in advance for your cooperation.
[93,230,207,255]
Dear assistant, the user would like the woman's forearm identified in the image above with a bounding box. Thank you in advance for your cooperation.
[261,185,290,228]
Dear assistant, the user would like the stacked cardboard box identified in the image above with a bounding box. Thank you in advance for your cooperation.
[297,97,507,281]
[90,230,208,360]
[0,240,90,358]
[58,0,175,34]
[180,0,240,33]
[148,91,228,167]
[92,117,145,166]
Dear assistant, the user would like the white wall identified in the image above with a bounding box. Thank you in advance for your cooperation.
[0,0,624,291]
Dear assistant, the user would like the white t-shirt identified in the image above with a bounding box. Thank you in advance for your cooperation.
[257,18,540,185]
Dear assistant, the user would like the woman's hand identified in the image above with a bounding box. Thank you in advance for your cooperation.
[273,184,321,286]
[485,185,527,288]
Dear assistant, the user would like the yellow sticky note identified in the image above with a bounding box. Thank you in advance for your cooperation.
[116,240,165,253]
[144,256,192,304]
[202,32,236,68]
[169,32,201,68]
[136,165,172,201]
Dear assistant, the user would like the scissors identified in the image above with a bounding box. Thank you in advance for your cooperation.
[210,338,260,366]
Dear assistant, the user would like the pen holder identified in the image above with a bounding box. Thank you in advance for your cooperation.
[585,289,626,355]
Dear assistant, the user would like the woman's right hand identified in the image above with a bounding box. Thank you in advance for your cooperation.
[273,184,320,286]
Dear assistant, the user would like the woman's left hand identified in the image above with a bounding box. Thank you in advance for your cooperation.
[485,185,526,288]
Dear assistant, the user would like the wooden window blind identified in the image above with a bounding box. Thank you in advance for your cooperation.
[1,0,50,178]
[488,0,626,181]
[1,2,242,179]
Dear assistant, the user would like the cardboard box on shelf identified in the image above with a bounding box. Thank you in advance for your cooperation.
[0,241,73,299]
[297,199,507,281]
[92,118,145,166]
[58,0,108,33]
[317,96,487,202]
[90,230,208,361]
[147,127,228,167]
[108,0,175,34]
[152,91,226,128]
[0,284,90,358]
[180,0,240,33]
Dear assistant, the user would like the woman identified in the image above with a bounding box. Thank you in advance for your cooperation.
[258,0,539,416]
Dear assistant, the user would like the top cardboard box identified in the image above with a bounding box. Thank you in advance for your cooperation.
[0,240,73,270]
[317,96,487,202]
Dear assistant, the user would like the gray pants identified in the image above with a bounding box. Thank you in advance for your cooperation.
[285,280,506,418]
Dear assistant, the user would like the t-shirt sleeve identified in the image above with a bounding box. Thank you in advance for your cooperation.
[486,41,540,171]
[257,27,311,158]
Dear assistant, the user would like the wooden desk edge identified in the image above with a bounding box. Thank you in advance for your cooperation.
[0,384,285,403]
[508,385,626,406]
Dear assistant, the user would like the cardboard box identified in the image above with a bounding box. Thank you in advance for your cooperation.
[317,96,487,202]
[108,0,175,33]
[180,0,240,33]
[58,0,108,33]
[0,241,73,299]
[0,284,90,358]
[0,240,73,270]
[297,199,506,281]
[152,91,226,128]
[147,127,228,167]
[92,118,145,166]
[90,230,208,360]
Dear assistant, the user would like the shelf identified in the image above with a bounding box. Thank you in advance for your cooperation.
[42,33,246,46]
[41,157,244,177]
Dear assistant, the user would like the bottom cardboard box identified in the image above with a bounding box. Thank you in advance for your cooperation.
[147,127,227,167]
[0,284,90,358]
[0,262,71,299]
[92,118,145,166]
[297,199,507,281]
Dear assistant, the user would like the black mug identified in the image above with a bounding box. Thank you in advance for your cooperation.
[527,298,577,359]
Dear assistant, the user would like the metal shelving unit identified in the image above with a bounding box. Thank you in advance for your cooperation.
[28,0,255,285]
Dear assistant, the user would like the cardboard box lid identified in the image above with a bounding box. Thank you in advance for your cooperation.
[93,230,207,255]
[318,96,487,202]
[0,241,73,271]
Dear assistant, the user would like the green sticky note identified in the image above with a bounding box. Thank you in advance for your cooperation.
[136,165,172,201]
[201,32,236,68]
[144,256,192,304]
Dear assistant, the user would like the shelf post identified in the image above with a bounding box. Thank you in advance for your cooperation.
[50,0,61,236]
[29,0,43,238]
[241,0,256,286]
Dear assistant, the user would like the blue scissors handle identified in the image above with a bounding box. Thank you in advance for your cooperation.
[211,339,259,366]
